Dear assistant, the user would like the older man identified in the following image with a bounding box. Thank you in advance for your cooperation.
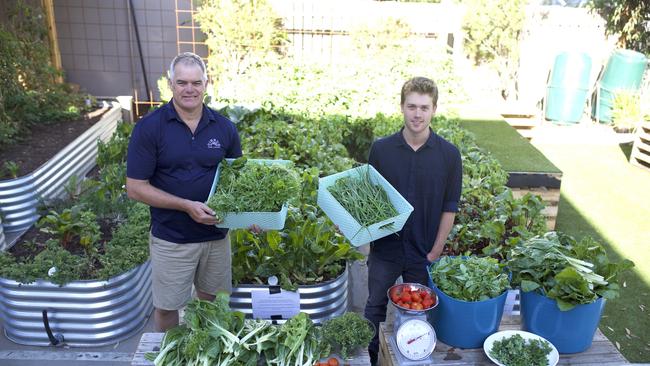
[126,52,242,331]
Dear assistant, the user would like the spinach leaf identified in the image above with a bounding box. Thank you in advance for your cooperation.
[429,256,510,302]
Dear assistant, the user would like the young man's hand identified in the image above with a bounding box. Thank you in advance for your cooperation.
[426,245,443,262]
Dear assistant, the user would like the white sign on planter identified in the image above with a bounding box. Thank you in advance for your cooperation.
[251,288,300,320]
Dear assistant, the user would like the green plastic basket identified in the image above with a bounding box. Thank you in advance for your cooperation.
[317,165,413,246]
[208,158,292,230]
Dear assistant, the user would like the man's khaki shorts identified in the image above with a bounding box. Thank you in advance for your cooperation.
[149,233,232,310]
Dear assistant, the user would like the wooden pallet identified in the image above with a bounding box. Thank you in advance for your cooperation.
[131,332,371,365]
[630,122,650,172]
[379,315,628,366]
[511,186,561,230]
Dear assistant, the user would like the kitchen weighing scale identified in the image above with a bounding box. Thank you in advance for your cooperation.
[388,284,438,365]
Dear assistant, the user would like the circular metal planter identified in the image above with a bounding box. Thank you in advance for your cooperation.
[0,260,153,347]
[229,266,348,324]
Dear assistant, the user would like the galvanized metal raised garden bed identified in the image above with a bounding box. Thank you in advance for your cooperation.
[0,101,122,238]
[0,260,152,347]
[229,266,348,324]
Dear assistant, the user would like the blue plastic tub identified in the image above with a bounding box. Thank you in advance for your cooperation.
[427,263,509,349]
[520,290,605,354]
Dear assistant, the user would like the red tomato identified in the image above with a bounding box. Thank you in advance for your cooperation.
[391,294,401,304]
[401,303,411,309]
[411,302,423,310]
[401,292,412,303]
[411,293,422,303]
[328,358,339,366]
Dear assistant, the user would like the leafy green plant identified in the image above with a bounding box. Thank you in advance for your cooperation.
[37,206,101,252]
[508,232,635,311]
[611,90,643,131]
[322,312,374,359]
[429,256,510,301]
[230,205,364,290]
[0,1,90,147]
[3,160,20,178]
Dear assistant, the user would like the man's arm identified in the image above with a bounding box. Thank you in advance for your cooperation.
[426,212,455,262]
[126,177,218,225]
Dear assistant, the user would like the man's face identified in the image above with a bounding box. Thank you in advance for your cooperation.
[170,62,206,112]
[401,92,436,136]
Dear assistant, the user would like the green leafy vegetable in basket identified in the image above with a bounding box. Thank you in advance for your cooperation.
[327,166,397,229]
[429,256,510,301]
[489,334,552,366]
[207,157,300,218]
[321,312,375,359]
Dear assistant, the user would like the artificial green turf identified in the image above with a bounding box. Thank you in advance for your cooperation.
[536,142,650,362]
[458,119,560,173]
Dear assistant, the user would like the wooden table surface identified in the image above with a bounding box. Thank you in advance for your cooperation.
[131,332,370,366]
[379,315,629,365]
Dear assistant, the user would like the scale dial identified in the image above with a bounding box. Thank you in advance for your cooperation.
[395,318,436,361]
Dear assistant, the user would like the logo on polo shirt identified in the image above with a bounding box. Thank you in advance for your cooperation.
[207,138,221,149]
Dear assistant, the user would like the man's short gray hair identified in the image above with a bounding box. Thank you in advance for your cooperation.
[168,52,207,81]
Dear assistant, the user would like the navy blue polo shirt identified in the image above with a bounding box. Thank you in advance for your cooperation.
[126,101,242,243]
[368,128,462,265]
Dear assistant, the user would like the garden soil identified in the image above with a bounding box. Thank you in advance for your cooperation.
[0,109,106,179]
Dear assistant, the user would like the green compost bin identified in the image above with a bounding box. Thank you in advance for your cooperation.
[592,49,648,124]
[545,52,592,124]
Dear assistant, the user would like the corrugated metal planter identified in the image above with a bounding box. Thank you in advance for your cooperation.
[0,260,152,347]
[0,102,122,235]
[0,216,5,251]
[229,266,348,324]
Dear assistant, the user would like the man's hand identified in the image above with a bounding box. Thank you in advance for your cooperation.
[426,245,443,263]
[185,201,220,225]
[248,224,263,234]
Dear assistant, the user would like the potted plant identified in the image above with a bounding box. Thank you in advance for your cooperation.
[610,90,643,143]
[508,231,634,353]
[427,255,511,348]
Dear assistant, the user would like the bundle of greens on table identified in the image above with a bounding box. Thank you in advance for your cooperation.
[207,157,300,219]
[429,256,510,301]
[144,293,330,366]
[489,334,553,366]
[508,231,634,311]
[327,166,397,229]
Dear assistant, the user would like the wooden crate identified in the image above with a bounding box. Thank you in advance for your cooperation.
[630,122,650,172]
[379,315,628,365]
[132,332,371,365]
[511,186,561,230]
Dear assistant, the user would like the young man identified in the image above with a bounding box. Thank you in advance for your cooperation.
[364,76,463,364]
[126,52,242,332]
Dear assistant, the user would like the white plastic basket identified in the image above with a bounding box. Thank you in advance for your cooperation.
[208,158,292,230]
[317,164,413,246]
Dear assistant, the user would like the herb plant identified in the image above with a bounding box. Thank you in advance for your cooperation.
[508,232,635,311]
[429,256,510,301]
[489,333,552,366]
[321,312,374,359]
[207,157,300,219]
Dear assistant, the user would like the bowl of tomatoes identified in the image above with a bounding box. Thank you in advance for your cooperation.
[388,283,438,314]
